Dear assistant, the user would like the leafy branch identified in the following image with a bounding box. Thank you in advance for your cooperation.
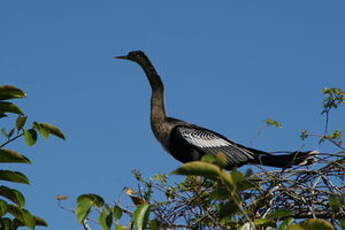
[0,85,65,230]
[321,88,345,134]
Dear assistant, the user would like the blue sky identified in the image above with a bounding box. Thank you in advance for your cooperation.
[1,1,345,229]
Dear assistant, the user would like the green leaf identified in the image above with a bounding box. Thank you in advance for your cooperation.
[231,169,245,187]
[201,154,216,163]
[0,101,24,115]
[253,218,273,226]
[0,128,15,139]
[149,219,160,230]
[13,215,48,227]
[37,123,65,140]
[278,217,294,230]
[76,194,105,224]
[266,209,294,219]
[0,149,31,164]
[0,186,25,207]
[113,205,123,220]
[220,171,235,192]
[34,216,48,227]
[151,173,167,184]
[32,122,46,139]
[218,200,239,218]
[116,225,129,230]
[264,118,282,128]
[39,127,49,139]
[289,219,335,230]
[99,209,113,230]
[7,128,14,139]
[231,169,257,191]
[209,186,229,200]
[75,199,92,224]
[133,204,151,230]
[0,199,8,216]
[172,161,221,178]
[24,129,37,146]
[1,217,13,230]
[7,205,35,230]
[33,216,48,227]
[77,193,104,207]
[329,194,345,209]
[287,225,305,230]
[0,86,26,100]
[1,128,8,138]
[19,209,36,230]
[16,116,27,130]
[0,170,30,184]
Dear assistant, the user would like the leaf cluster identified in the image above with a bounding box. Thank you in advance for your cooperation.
[71,152,345,230]
[322,88,345,114]
[0,85,65,229]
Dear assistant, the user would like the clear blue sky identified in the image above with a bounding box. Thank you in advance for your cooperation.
[1,1,344,229]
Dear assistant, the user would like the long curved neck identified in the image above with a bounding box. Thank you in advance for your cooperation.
[137,58,167,123]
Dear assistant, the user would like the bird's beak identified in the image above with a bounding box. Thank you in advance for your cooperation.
[114,55,129,60]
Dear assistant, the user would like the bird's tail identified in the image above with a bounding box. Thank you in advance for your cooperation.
[253,150,319,168]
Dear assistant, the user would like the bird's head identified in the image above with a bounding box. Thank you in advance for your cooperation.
[115,50,149,65]
[115,50,161,88]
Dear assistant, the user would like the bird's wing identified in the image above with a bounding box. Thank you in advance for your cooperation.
[173,126,256,166]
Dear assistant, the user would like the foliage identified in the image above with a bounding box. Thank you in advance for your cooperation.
[264,118,282,128]
[321,88,345,135]
[321,88,345,114]
[66,87,344,230]
[0,85,65,229]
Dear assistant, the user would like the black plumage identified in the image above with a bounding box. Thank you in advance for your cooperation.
[169,125,255,166]
[116,50,317,170]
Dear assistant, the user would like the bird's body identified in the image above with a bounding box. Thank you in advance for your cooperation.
[116,50,316,169]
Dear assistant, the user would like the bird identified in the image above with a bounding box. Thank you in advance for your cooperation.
[115,50,317,170]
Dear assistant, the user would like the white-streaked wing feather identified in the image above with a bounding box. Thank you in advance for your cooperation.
[176,126,255,162]
[180,128,229,147]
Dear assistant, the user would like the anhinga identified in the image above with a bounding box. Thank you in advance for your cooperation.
[116,50,317,170]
